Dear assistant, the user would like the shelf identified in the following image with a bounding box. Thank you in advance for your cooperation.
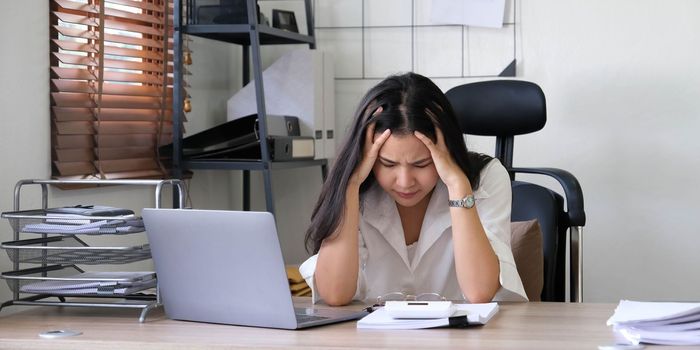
[182,24,315,46]
[185,158,327,171]
[172,0,321,214]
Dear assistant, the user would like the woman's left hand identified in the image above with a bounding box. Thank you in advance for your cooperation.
[414,128,471,193]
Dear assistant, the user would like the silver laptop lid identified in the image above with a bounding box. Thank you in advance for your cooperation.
[143,208,298,329]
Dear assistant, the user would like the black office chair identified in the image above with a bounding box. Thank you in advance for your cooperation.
[446,80,586,302]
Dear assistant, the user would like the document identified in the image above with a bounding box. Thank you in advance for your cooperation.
[23,218,145,235]
[607,300,700,345]
[357,302,498,329]
[20,271,156,296]
[45,205,134,216]
[430,0,506,28]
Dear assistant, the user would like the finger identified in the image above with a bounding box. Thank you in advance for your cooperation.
[364,123,376,149]
[369,129,391,155]
[434,127,447,149]
[414,131,437,153]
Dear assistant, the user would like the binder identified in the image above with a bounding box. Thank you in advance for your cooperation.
[159,114,300,159]
[189,135,315,161]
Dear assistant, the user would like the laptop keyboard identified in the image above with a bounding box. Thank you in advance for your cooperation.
[296,314,329,323]
[295,308,329,324]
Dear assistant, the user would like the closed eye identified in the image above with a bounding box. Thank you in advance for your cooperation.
[412,158,433,168]
[378,156,397,167]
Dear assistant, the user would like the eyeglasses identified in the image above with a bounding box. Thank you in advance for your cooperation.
[375,292,446,306]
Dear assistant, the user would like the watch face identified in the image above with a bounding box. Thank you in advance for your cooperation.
[465,196,475,207]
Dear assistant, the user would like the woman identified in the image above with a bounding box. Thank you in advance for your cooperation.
[301,72,527,305]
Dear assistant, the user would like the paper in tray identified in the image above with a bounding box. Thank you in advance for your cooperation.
[45,205,134,216]
[19,271,156,296]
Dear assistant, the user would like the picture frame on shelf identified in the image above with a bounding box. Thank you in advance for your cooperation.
[272,9,298,32]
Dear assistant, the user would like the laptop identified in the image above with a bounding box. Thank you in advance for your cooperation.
[142,208,368,329]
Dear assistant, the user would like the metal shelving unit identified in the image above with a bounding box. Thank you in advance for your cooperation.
[0,179,185,323]
[173,0,326,214]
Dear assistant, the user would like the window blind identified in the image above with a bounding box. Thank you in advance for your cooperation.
[50,0,181,180]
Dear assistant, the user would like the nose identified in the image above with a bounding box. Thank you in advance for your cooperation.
[395,167,415,188]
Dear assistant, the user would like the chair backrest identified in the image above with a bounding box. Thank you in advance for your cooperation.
[446,80,584,302]
[511,181,566,301]
[446,80,546,169]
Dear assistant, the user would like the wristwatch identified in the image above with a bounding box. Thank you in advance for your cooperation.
[448,194,475,208]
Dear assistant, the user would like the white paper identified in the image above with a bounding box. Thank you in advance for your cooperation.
[430,0,506,28]
[20,271,156,296]
[607,300,700,346]
[607,300,700,325]
[227,49,336,160]
[22,218,144,235]
[357,302,498,329]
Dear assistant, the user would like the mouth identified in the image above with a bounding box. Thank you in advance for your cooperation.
[395,190,419,199]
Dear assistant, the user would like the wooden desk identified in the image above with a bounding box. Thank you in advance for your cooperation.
[0,299,689,349]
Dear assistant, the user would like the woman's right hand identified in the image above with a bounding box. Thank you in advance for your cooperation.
[349,108,391,187]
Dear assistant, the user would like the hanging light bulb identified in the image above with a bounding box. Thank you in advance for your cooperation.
[184,51,192,65]
[183,98,191,113]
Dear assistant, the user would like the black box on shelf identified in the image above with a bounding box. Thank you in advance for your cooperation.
[188,135,314,161]
[160,114,304,160]
[193,0,261,25]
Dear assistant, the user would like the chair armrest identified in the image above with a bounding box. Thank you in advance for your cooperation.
[509,167,586,226]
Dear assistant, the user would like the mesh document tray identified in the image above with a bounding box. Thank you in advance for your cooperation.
[1,209,145,235]
[1,236,151,265]
[1,264,81,294]
[1,265,156,297]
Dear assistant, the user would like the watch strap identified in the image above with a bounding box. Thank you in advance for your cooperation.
[448,194,475,208]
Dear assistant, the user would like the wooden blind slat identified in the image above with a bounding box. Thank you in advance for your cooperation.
[53,39,165,61]
[54,148,94,162]
[52,67,171,85]
[54,133,172,149]
[54,11,162,37]
[96,147,159,161]
[54,161,96,176]
[52,79,171,98]
[52,92,172,110]
[56,147,157,162]
[53,52,167,74]
[55,0,163,26]
[54,26,163,49]
[96,134,172,148]
[54,121,173,136]
[53,134,94,149]
[97,158,162,173]
[53,107,173,122]
[107,0,163,13]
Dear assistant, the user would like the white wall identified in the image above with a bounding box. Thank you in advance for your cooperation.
[515,0,700,302]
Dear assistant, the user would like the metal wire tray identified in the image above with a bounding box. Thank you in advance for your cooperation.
[0,265,156,296]
[1,236,151,265]
[1,265,82,293]
[1,209,145,235]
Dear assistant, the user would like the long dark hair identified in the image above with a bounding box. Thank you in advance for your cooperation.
[305,72,492,253]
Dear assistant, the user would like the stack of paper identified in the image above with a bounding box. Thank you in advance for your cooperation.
[357,302,498,329]
[20,271,156,296]
[23,218,144,235]
[607,300,700,345]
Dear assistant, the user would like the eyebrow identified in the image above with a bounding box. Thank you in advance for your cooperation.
[378,156,432,165]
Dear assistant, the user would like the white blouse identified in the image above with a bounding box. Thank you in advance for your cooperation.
[300,158,528,303]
